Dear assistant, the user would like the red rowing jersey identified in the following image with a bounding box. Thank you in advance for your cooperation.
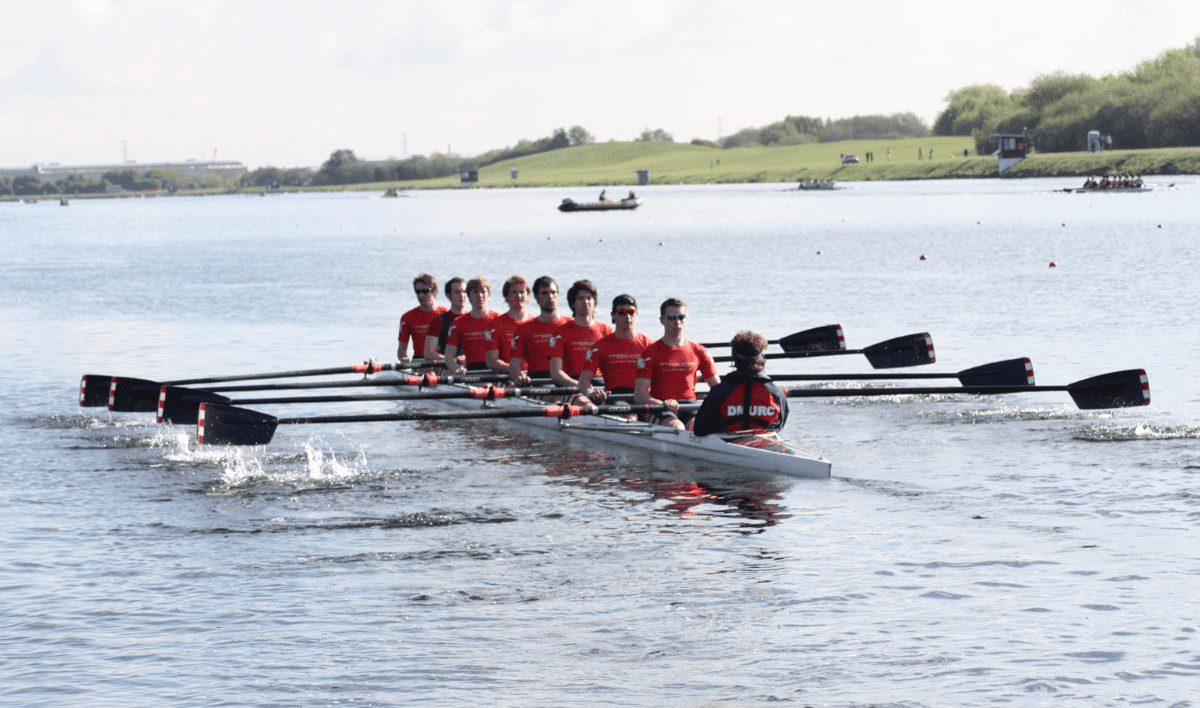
[446,311,499,367]
[398,305,447,357]
[636,339,717,401]
[583,332,651,390]
[485,312,532,365]
[511,315,571,372]
[549,320,614,377]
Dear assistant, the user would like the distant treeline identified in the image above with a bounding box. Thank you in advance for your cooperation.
[716,113,930,149]
[0,167,234,196]
[241,115,933,189]
[937,36,1200,153]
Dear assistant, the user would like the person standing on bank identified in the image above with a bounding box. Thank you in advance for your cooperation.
[634,297,720,430]
[693,331,789,437]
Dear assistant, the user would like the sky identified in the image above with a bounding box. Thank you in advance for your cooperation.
[2,0,1198,170]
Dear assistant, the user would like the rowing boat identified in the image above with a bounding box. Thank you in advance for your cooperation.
[377,372,832,479]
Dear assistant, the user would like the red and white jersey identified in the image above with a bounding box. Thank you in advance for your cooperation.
[446,312,500,366]
[636,339,717,401]
[398,305,447,356]
[583,332,651,390]
[511,316,571,372]
[485,312,532,364]
[549,321,614,377]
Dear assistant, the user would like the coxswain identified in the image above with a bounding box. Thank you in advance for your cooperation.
[484,275,532,373]
[693,331,789,437]
[598,189,607,202]
[577,294,651,405]
[423,276,467,367]
[397,273,447,363]
[634,297,720,430]
[445,276,501,374]
[548,280,614,388]
[509,276,571,385]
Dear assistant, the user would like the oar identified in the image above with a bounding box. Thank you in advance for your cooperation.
[153,374,556,424]
[157,382,579,424]
[770,358,1033,387]
[700,324,845,353]
[197,401,689,446]
[713,332,935,369]
[781,369,1149,410]
[87,360,423,411]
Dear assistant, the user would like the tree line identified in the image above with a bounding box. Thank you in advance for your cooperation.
[1,167,239,196]
[716,113,930,149]
[936,36,1200,153]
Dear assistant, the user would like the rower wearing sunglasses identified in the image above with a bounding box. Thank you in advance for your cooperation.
[549,280,614,389]
[397,273,447,363]
[576,294,652,405]
[693,331,789,437]
[635,297,720,430]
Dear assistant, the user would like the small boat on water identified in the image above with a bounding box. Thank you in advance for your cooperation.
[382,188,404,198]
[382,374,831,479]
[797,180,838,191]
[559,196,642,212]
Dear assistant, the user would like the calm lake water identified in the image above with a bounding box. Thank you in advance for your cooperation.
[3,178,1199,707]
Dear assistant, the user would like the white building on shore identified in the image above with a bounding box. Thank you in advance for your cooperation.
[0,159,247,181]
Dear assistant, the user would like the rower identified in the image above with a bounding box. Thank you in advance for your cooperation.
[549,280,614,389]
[693,330,789,437]
[634,297,720,430]
[423,276,468,367]
[510,276,570,385]
[397,273,447,363]
[577,294,651,405]
[445,276,501,374]
[485,275,533,374]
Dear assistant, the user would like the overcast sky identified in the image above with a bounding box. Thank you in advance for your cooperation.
[2,0,1197,169]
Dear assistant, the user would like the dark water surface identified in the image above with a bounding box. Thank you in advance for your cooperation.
[3,179,1199,707]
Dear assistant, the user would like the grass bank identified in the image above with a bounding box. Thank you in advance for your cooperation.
[380,137,1200,190]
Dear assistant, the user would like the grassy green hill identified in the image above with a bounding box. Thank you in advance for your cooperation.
[367,136,1198,191]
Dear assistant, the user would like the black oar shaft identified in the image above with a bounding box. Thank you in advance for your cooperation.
[165,361,400,386]
[230,386,577,405]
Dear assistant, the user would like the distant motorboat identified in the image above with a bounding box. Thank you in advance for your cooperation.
[558,196,642,212]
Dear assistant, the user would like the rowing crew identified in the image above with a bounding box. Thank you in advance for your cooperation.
[396,273,788,437]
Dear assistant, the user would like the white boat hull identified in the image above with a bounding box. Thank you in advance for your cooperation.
[381,376,832,479]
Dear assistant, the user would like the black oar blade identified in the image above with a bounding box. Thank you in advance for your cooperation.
[779,325,845,353]
[80,375,114,407]
[108,377,165,412]
[957,358,1034,387]
[1067,369,1150,409]
[864,333,935,369]
[158,386,233,425]
[198,403,280,446]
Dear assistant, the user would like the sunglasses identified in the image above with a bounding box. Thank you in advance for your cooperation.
[415,288,433,295]
[663,313,687,322]
[614,308,637,316]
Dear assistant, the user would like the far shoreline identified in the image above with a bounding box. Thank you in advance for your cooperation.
[4,143,1197,202]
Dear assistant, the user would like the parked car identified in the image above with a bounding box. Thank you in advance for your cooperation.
[840,154,859,164]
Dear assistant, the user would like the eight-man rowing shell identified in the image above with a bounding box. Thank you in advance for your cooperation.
[375,372,832,479]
